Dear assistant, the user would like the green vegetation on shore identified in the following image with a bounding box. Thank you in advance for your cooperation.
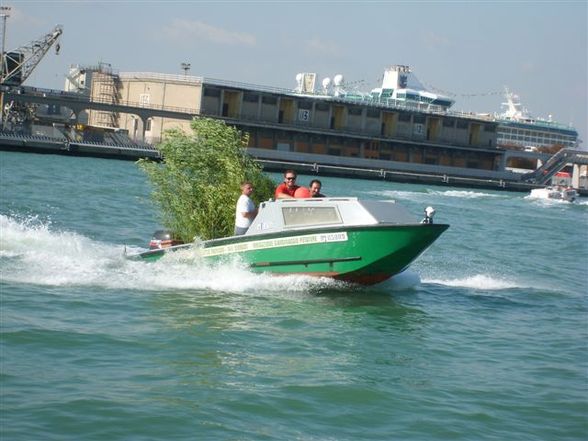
[138,118,275,242]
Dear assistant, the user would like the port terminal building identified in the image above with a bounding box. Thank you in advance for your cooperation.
[83,66,503,173]
[4,63,585,191]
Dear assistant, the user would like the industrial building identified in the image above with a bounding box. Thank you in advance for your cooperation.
[82,65,503,172]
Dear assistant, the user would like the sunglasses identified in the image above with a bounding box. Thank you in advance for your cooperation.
[285,177,296,181]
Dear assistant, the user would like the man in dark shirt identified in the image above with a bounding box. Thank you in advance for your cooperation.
[310,179,325,198]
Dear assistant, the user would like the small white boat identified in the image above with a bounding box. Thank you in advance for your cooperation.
[529,186,578,202]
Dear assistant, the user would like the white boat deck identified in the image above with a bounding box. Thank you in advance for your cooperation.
[245,197,419,236]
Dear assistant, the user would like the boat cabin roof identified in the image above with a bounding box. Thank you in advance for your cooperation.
[245,197,418,236]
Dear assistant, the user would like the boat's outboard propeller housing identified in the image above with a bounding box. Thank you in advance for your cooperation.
[421,206,436,224]
[149,230,183,249]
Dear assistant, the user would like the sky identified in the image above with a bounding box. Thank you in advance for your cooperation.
[3,0,587,147]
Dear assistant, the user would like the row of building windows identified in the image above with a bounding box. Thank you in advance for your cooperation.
[203,86,496,133]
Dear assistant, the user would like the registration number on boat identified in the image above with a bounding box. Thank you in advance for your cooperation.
[200,232,348,257]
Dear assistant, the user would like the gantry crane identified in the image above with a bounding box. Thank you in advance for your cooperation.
[1,24,63,86]
[0,6,63,129]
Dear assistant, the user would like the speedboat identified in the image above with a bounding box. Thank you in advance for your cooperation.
[128,197,449,285]
[529,186,578,203]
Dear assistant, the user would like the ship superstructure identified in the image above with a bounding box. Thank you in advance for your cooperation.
[295,65,455,113]
[492,88,578,150]
[294,68,578,152]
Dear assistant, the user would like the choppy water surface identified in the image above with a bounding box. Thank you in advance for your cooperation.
[1,151,587,440]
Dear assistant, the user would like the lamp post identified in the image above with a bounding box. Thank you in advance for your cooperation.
[0,5,10,82]
[0,6,10,129]
[181,62,191,76]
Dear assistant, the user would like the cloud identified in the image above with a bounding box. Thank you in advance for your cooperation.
[520,61,536,73]
[162,19,256,46]
[422,31,450,50]
[304,37,342,57]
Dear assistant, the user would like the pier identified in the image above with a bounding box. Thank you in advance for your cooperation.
[1,79,585,196]
[2,131,586,196]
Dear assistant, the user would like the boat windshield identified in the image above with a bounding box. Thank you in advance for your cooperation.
[282,206,342,227]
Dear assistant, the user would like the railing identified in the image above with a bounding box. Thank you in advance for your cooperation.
[10,86,201,115]
[120,72,203,84]
[9,78,495,124]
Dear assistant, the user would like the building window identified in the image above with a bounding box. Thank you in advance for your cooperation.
[145,119,152,131]
[243,92,259,102]
[262,95,277,105]
[398,113,411,122]
[204,87,221,97]
[298,100,312,110]
[139,94,150,106]
[443,118,455,127]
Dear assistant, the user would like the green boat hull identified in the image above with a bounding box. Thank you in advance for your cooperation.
[135,224,448,285]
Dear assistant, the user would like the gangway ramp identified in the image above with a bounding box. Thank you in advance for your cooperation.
[522,148,588,185]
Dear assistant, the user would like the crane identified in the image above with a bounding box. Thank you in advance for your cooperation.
[1,24,63,86]
[0,9,63,129]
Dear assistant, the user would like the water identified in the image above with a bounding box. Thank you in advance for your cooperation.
[1,151,587,440]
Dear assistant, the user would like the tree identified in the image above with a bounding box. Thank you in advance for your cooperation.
[138,117,275,242]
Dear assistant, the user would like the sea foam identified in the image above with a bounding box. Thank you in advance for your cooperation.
[422,274,523,290]
[0,215,355,294]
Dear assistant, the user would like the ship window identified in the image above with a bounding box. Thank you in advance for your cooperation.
[366,108,380,118]
[456,120,469,129]
[282,206,342,227]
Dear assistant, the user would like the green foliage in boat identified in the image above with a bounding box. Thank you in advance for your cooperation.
[138,117,275,242]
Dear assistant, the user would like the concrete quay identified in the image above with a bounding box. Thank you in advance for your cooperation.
[1,133,585,196]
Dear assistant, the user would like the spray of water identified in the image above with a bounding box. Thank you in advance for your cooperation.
[422,274,523,290]
[1,215,415,294]
[369,189,505,201]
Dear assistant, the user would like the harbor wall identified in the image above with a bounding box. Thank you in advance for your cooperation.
[4,133,586,196]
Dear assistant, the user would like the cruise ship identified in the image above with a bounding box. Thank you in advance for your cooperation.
[490,88,579,151]
[292,68,579,152]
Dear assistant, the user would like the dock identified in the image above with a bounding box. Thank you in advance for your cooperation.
[2,132,586,196]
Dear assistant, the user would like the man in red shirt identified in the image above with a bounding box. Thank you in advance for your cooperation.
[274,169,300,199]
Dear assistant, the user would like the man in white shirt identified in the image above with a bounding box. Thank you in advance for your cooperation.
[234,181,257,235]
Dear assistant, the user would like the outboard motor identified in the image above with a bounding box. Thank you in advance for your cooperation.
[421,206,436,224]
[149,230,183,249]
